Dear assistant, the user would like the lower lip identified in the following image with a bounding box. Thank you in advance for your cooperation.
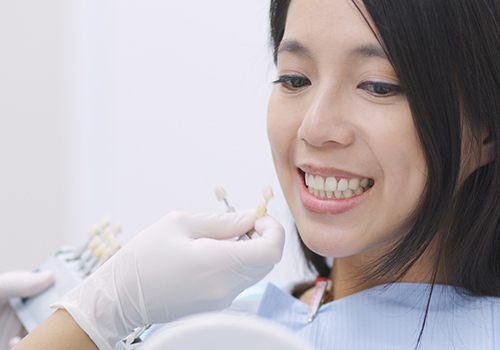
[298,170,373,215]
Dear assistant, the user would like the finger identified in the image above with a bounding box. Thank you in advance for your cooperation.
[228,215,286,267]
[254,215,286,250]
[0,270,54,300]
[189,209,258,240]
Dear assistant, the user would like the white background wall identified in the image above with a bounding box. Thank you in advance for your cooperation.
[0,1,310,283]
[0,0,74,271]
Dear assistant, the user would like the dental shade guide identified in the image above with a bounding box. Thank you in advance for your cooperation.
[80,226,122,276]
[87,236,121,276]
[62,218,111,262]
[9,218,131,337]
[10,217,160,347]
[214,185,274,240]
[255,186,274,218]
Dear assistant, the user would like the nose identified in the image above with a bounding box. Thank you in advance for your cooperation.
[297,89,354,148]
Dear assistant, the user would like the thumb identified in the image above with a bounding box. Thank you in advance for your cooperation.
[188,209,258,240]
[0,270,54,301]
[228,215,286,268]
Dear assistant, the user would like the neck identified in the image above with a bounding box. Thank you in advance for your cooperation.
[328,238,445,301]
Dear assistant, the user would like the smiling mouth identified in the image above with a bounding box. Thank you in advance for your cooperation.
[298,169,374,200]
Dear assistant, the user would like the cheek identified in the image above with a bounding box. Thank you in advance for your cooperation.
[385,115,426,193]
[370,112,428,241]
[266,90,302,167]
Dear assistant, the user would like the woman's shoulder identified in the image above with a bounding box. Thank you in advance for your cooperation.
[479,293,500,318]
[434,283,500,309]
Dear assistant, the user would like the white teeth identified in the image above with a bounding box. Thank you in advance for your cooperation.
[314,176,325,191]
[348,178,360,191]
[343,189,354,199]
[337,178,348,191]
[304,171,374,200]
[325,177,337,191]
[306,174,313,186]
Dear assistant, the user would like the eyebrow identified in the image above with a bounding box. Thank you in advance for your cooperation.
[277,39,388,60]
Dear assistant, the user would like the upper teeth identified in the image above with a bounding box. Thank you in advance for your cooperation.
[305,173,372,192]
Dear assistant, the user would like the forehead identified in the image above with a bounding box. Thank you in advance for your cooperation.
[280,0,385,63]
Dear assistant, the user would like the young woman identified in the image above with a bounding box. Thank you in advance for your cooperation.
[13,0,500,349]
[258,0,500,348]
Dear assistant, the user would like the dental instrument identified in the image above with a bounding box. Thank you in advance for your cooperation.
[214,185,274,240]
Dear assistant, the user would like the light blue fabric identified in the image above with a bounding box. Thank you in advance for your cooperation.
[256,282,500,349]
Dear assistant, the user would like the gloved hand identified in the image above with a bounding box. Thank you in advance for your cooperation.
[53,210,285,350]
[0,271,54,350]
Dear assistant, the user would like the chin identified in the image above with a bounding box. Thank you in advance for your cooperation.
[295,220,365,258]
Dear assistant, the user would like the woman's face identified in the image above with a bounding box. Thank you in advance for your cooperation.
[267,0,428,258]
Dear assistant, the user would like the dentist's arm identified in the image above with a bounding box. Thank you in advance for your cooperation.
[13,309,97,350]
[13,211,285,350]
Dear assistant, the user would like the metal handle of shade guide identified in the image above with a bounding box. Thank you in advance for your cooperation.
[224,199,256,241]
[123,324,152,346]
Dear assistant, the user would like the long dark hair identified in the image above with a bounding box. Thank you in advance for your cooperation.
[269,0,500,347]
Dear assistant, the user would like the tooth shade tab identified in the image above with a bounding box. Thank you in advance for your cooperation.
[262,187,274,202]
[256,186,274,218]
[255,202,267,218]
[214,186,226,201]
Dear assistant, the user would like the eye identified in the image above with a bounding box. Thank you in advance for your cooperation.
[272,74,311,91]
[358,81,402,97]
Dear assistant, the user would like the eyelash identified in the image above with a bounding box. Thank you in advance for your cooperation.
[272,74,402,97]
[358,81,402,97]
[272,75,311,91]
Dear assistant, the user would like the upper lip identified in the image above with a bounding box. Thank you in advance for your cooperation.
[298,164,373,180]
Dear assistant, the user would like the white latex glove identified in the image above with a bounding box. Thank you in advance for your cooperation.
[0,271,54,350]
[54,210,285,350]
